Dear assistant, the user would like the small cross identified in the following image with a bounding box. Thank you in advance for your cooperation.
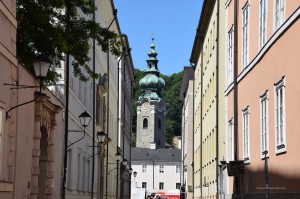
[152,33,154,42]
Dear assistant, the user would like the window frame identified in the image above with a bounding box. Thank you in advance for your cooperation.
[176,165,181,173]
[227,25,234,86]
[159,165,164,173]
[242,107,250,163]
[242,2,250,69]
[274,78,286,154]
[159,182,164,190]
[142,164,147,173]
[228,119,234,161]
[274,0,285,31]
[142,182,147,188]
[259,0,267,48]
[260,91,269,158]
[143,118,148,129]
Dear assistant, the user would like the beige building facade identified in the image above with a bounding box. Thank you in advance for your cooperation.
[190,0,226,198]
[225,0,300,198]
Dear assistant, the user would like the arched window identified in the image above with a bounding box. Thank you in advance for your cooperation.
[158,119,161,129]
[143,118,148,128]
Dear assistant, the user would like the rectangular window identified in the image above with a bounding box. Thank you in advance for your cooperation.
[242,107,250,162]
[67,149,72,189]
[159,165,164,173]
[260,92,269,157]
[228,119,234,161]
[176,165,181,173]
[159,182,164,190]
[259,0,267,48]
[142,182,147,188]
[77,153,81,191]
[142,164,147,173]
[242,2,249,68]
[176,183,181,189]
[228,26,234,85]
[274,0,285,30]
[82,156,86,191]
[87,160,90,192]
[274,78,286,153]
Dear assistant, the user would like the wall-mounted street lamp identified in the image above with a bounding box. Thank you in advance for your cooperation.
[5,54,51,119]
[68,111,91,147]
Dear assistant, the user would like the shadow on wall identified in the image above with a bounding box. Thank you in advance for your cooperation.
[242,166,300,199]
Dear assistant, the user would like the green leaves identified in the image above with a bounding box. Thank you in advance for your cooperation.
[17,0,122,83]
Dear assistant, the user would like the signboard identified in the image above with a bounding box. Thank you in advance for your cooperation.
[227,160,245,176]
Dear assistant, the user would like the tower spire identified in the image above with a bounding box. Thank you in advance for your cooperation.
[138,36,165,101]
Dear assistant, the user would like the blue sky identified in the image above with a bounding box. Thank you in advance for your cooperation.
[114,0,203,76]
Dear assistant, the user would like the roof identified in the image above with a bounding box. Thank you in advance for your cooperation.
[131,147,181,162]
[190,0,216,64]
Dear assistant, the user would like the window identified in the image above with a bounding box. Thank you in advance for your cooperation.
[67,149,72,189]
[274,78,286,153]
[242,107,250,162]
[176,183,181,189]
[242,2,249,68]
[159,165,164,173]
[274,0,285,30]
[77,153,81,191]
[142,182,147,188]
[260,92,269,157]
[142,164,147,173]
[227,26,234,85]
[228,119,234,161]
[159,182,164,190]
[143,118,148,128]
[176,165,181,173]
[259,0,267,48]
[82,156,86,191]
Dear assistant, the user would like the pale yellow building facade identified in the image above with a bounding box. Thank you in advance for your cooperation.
[190,0,226,198]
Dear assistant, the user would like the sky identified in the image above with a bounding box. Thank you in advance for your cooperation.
[114,0,204,76]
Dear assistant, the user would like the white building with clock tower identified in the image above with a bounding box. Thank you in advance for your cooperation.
[131,38,181,198]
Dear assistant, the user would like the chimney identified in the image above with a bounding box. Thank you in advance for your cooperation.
[150,142,156,149]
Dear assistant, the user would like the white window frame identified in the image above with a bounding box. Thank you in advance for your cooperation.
[176,165,181,173]
[159,182,164,190]
[260,91,269,158]
[242,107,250,163]
[227,26,234,85]
[159,165,164,173]
[259,0,267,48]
[228,119,234,161]
[274,78,286,154]
[242,2,250,69]
[274,0,285,31]
[142,182,147,188]
[142,164,147,173]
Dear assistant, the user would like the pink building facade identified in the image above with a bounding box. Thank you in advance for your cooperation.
[225,0,300,198]
[0,1,64,199]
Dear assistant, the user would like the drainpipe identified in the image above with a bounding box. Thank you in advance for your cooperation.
[200,37,204,199]
[233,0,239,198]
[216,0,220,198]
[190,62,195,199]
[105,42,110,199]
[91,2,96,197]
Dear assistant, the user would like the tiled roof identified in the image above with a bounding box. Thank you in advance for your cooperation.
[131,147,181,162]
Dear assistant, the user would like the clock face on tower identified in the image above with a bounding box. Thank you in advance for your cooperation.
[142,102,149,110]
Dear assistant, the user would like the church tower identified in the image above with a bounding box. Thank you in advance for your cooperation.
[136,37,167,149]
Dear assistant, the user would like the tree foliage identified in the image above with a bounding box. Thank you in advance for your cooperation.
[132,68,183,146]
[17,0,122,83]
